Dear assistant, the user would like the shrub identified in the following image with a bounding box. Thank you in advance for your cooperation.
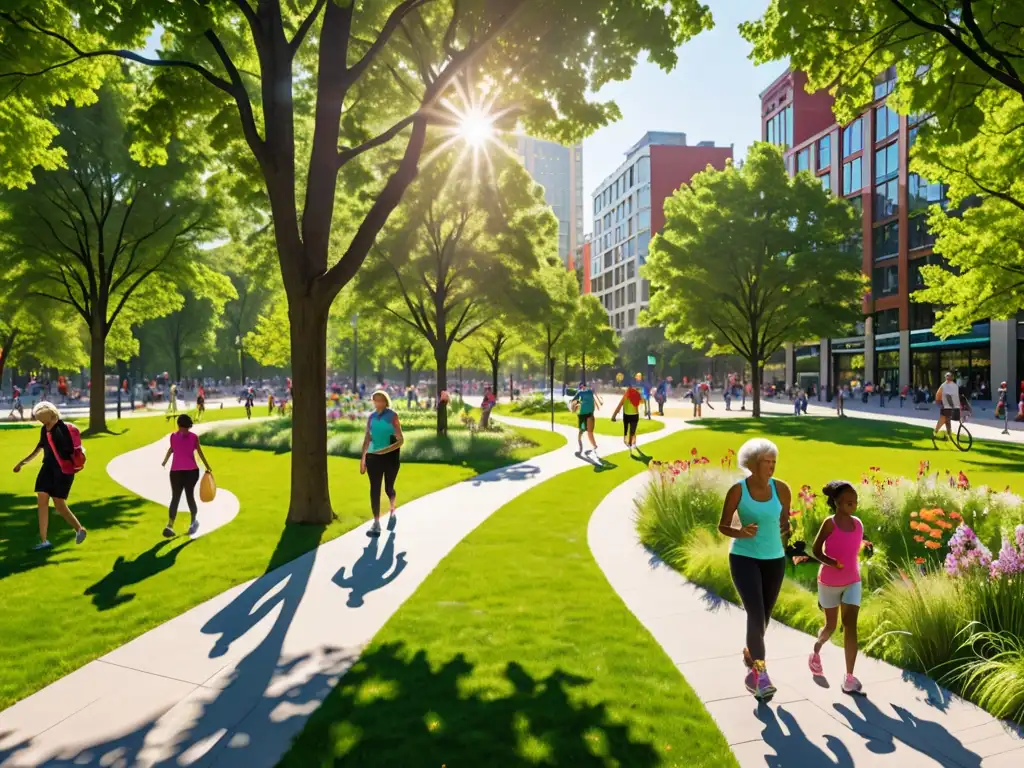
[510,393,569,415]
[951,629,1024,722]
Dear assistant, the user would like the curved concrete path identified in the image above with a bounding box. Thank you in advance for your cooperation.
[589,471,1024,767]
[105,420,248,540]
[0,414,687,768]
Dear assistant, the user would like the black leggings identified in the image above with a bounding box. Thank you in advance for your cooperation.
[622,414,639,438]
[366,451,400,516]
[169,469,200,523]
[729,554,786,661]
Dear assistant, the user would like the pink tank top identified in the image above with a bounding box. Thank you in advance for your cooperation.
[169,430,199,471]
[818,515,863,587]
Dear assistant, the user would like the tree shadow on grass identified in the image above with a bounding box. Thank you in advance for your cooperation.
[280,642,664,767]
[833,695,983,767]
[755,705,855,767]
[0,492,145,582]
[0,524,331,767]
[83,539,194,610]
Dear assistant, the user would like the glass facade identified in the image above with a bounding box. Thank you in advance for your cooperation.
[842,119,863,157]
[765,104,794,149]
[818,135,831,170]
[517,137,583,265]
[874,105,899,141]
[873,221,899,260]
[842,157,862,194]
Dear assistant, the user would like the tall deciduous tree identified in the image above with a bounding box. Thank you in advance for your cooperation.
[359,151,557,435]
[0,81,216,431]
[644,144,863,417]
[146,275,236,381]
[524,263,578,425]
[565,295,618,384]
[742,1,1024,336]
[0,0,713,521]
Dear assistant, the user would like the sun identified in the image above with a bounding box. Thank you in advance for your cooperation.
[456,109,495,148]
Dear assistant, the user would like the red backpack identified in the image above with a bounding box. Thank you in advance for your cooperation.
[47,422,87,475]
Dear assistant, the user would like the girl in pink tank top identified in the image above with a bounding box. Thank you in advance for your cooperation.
[808,480,865,694]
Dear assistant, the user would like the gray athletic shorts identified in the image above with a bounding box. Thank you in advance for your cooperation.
[818,581,862,609]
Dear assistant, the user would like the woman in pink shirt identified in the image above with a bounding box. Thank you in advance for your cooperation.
[160,414,212,538]
[808,480,864,694]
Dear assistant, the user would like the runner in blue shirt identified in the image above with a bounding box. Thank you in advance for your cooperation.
[570,381,603,457]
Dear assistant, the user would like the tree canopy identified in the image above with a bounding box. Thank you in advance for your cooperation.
[644,143,864,416]
[564,295,618,383]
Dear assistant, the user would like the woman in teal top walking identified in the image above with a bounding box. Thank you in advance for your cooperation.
[717,438,792,701]
[360,390,405,537]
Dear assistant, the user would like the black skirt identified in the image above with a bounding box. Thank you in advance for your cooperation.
[35,464,74,500]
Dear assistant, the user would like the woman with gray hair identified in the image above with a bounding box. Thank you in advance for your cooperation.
[716,437,791,701]
[12,401,87,550]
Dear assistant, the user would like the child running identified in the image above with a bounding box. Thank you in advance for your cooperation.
[570,382,602,458]
[611,376,643,454]
[809,480,864,694]
[160,414,212,538]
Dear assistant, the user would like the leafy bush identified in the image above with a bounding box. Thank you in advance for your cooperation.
[510,393,569,415]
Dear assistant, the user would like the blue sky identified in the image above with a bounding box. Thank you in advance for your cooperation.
[581,0,786,232]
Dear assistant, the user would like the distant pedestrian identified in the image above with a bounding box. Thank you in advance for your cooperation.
[480,386,496,429]
[268,392,275,416]
[13,401,87,550]
[196,386,206,421]
[655,379,667,416]
[570,381,602,457]
[8,384,24,421]
[691,379,702,418]
[168,382,178,415]
[899,384,908,408]
[836,386,845,417]
[160,414,212,538]
[360,390,404,537]
[612,378,643,454]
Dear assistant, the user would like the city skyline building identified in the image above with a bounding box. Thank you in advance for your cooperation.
[762,67,1022,399]
[516,136,584,268]
[589,131,732,333]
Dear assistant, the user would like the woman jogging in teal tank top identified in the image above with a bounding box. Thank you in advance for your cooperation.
[360,390,405,537]
[570,382,602,458]
[717,438,792,701]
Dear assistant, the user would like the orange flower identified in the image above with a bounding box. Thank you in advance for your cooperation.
[914,535,926,543]
[921,510,935,522]
[949,512,962,521]
[932,509,945,517]
[929,529,943,539]
[925,540,942,550]
[914,557,925,564]
[909,521,921,531]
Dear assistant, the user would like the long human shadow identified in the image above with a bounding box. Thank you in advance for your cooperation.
[332,531,407,608]
[0,492,145,581]
[833,694,984,767]
[83,539,194,609]
[3,524,334,767]
[279,642,665,766]
[756,705,855,767]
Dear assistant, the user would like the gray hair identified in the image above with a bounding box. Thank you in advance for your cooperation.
[32,400,61,422]
[737,438,778,474]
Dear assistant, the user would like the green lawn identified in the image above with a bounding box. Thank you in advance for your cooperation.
[0,408,563,709]
[493,403,665,438]
[282,429,736,768]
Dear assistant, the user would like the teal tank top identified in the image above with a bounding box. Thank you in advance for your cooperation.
[729,479,785,560]
[368,409,397,452]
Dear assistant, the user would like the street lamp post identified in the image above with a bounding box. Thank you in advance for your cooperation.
[352,313,359,398]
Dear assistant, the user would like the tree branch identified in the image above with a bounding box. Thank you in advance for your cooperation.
[203,29,267,163]
[289,0,329,54]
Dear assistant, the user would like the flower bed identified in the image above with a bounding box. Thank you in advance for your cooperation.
[634,450,1024,723]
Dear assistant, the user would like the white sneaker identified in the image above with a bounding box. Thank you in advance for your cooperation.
[188,520,200,537]
[32,540,52,551]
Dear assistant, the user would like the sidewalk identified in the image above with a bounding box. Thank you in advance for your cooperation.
[0,417,686,768]
[589,472,1024,767]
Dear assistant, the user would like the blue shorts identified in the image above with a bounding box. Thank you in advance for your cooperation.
[818,581,862,609]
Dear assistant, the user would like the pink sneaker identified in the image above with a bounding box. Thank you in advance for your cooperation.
[842,674,863,694]
[755,669,777,700]
[808,652,823,675]
[744,669,758,694]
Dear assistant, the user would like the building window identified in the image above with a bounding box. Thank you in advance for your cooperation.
[764,104,794,149]
[614,290,622,309]
[594,219,601,236]
[797,148,811,173]
[842,119,863,158]
[908,173,947,212]
[842,157,862,194]
[638,186,650,209]
[875,308,900,334]
[627,308,635,327]
[820,172,831,193]
[873,221,899,260]
[872,263,899,297]
[627,196,633,215]
[637,156,650,184]
[641,279,650,302]
[873,66,896,100]
[629,167,634,187]
[909,214,937,250]
[910,302,936,331]
[627,282,637,303]
[846,194,863,218]
[874,105,899,141]
[818,135,831,169]
[638,231,651,265]
[639,209,651,231]
[591,277,600,293]
[627,238,636,257]
[626,260,635,279]
[604,251,612,269]
[874,142,899,183]
[873,178,899,220]
[627,217,633,236]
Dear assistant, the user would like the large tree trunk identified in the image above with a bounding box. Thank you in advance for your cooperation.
[286,299,334,525]
[490,355,499,395]
[88,319,108,433]
[0,329,16,389]
[404,353,413,389]
[748,356,763,418]
[581,351,587,385]
[435,346,449,436]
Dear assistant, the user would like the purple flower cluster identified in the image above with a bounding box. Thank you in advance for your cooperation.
[990,524,1024,579]
[944,524,993,577]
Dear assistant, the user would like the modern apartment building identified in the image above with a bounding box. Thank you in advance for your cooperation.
[589,131,732,333]
[762,67,1022,399]
[516,137,584,268]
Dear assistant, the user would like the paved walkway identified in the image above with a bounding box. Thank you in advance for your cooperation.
[105,420,247,540]
[0,416,687,768]
[589,471,1024,767]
